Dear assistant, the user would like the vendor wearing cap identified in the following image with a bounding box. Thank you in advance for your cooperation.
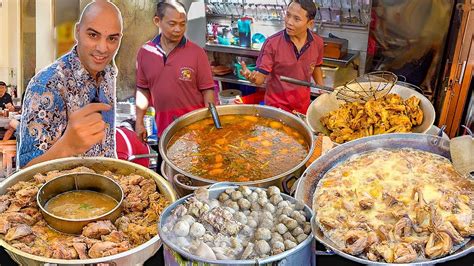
[240,0,324,114]
[135,0,215,140]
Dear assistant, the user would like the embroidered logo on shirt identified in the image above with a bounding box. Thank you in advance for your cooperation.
[179,67,194,81]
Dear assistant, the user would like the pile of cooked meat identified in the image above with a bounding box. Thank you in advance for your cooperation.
[0,166,169,259]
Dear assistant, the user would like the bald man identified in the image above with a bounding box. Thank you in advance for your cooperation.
[18,0,123,167]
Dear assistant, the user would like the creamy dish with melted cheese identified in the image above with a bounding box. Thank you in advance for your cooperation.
[313,148,473,263]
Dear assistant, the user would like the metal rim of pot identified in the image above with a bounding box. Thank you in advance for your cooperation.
[0,156,178,265]
[158,104,315,189]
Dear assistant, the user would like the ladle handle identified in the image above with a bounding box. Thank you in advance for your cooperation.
[279,76,334,93]
[208,102,222,129]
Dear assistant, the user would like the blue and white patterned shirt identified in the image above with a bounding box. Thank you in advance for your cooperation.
[18,47,116,167]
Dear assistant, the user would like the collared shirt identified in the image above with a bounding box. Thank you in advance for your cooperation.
[136,35,214,136]
[18,47,117,167]
[256,29,324,113]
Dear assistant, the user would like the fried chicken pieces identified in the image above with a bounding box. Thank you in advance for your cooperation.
[321,94,424,143]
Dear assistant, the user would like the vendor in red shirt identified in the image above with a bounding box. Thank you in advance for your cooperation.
[135,1,215,139]
[240,0,324,114]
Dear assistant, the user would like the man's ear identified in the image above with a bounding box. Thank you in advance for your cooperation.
[153,16,161,27]
[74,23,80,41]
[307,19,315,30]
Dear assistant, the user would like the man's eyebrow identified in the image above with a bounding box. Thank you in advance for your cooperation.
[86,28,121,38]
[166,17,187,23]
[86,28,101,35]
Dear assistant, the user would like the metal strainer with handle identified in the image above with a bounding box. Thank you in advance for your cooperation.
[280,71,398,103]
[334,71,398,102]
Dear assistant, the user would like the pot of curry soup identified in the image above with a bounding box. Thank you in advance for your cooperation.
[159,104,315,195]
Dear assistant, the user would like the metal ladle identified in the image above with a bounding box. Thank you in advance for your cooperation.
[208,102,222,129]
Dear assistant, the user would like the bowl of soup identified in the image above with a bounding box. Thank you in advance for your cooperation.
[37,172,123,234]
[159,104,315,195]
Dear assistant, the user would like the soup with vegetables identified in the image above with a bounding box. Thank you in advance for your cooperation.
[45,190,118,219]
[167,115,309,182]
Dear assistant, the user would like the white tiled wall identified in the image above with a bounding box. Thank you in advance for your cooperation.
[0,0,20,86]
[0,0,10,80]
[0,68,9,84]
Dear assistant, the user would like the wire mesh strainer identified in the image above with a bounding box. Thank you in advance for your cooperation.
[335,71,398,102]
[280,71,398,103]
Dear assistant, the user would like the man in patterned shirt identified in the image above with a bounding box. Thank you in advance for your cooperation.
[18,0,123,167]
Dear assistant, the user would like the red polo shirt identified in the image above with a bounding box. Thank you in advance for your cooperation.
[136,35,214,136]
[256,30,324,113]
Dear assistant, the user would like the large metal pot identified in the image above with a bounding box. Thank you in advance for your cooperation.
[294,133,473,265]
[159,104,315,195]
[158,183,315,265]
[0,157,177,266]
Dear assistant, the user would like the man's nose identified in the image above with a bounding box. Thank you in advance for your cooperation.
[96,38,108,53]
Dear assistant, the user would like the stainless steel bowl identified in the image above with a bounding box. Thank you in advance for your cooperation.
[305,82,436,134]
[159,104,315,195]
[37,172,124,235]
[0,157,177,266]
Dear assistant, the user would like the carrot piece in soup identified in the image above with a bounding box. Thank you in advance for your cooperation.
[209,168,224,175]
[269,121,283,129]
[261,140,272,147]
[216,138,226,145]
[215,154,224,163]
[243,115,258,122]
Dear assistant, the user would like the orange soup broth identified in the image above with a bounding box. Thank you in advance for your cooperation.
[167,115,309,182]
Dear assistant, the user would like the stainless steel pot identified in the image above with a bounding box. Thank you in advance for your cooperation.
[159,104,315,196]
[158,183,315,266]
[0,157,177,266]
[294,133,473,265]
[160,161,213,197]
